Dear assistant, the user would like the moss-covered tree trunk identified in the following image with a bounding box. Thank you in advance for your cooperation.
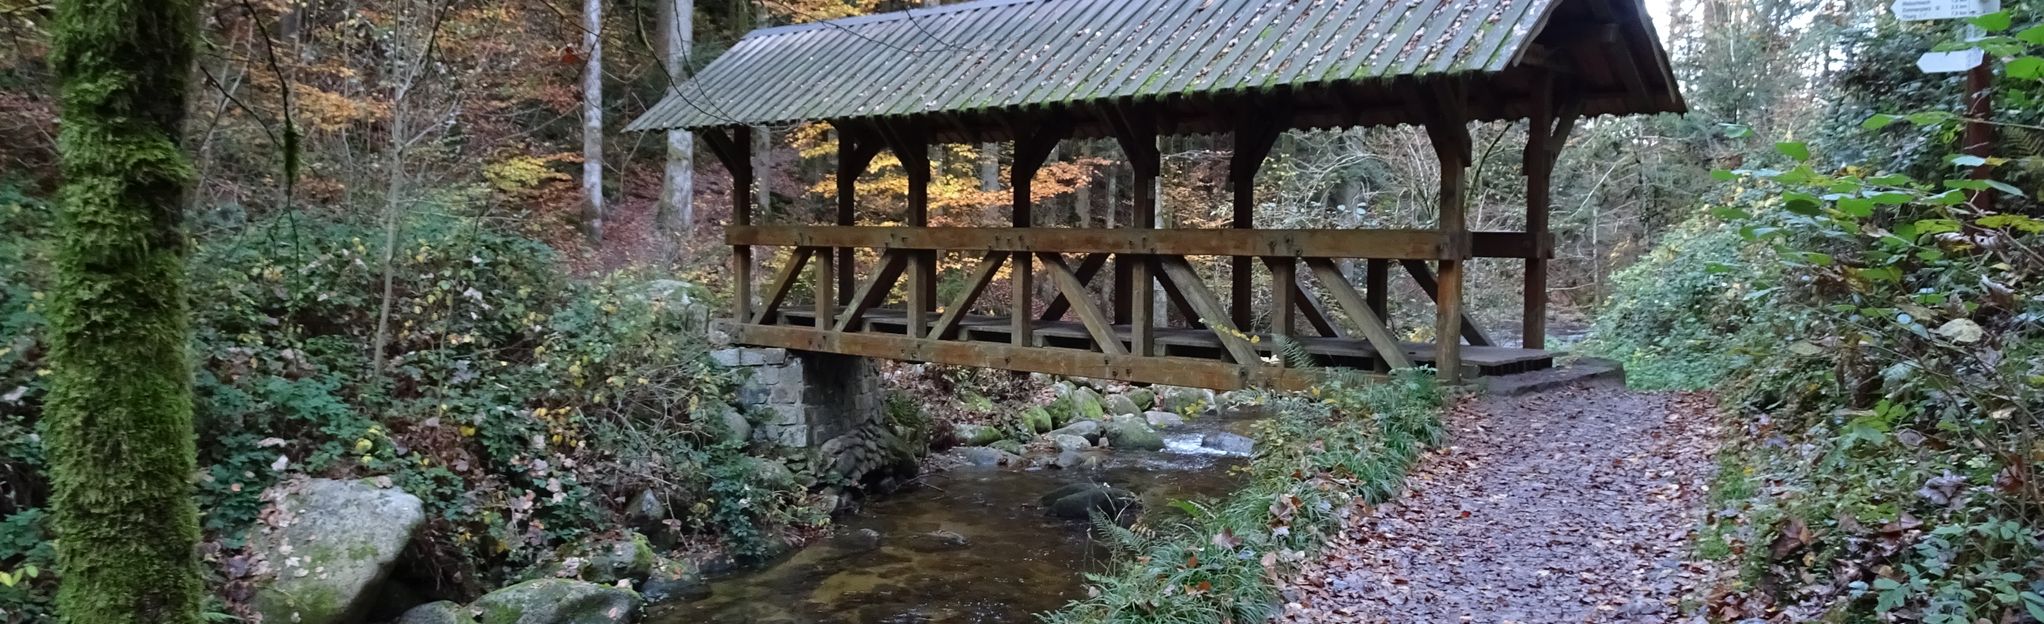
[47,0,204,622]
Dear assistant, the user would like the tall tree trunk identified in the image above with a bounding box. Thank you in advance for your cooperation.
[1074,141,1092,227]
[582,0,605,244]
[979,143,998,191]
[657,0,693,250]
[752,8,771,221]
[48,0,204,621]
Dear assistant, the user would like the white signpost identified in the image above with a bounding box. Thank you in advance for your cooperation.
[1893,0,1998,73]
[1892,0,1997,21]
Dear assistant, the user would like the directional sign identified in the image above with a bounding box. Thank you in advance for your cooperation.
[1892,0,1997,21]
[1919,48,1987,72]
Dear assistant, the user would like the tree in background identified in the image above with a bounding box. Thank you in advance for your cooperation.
[583,0,606,244]
[658,0,696,248]
[45,0,204,620]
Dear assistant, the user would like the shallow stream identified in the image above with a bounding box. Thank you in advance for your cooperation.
[650,415,1259,623]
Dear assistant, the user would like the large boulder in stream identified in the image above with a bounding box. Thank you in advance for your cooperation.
[1160,387,1216,415]
[1040,483,1141,520]
[473,578,640,624]
[1102,415,1165,451]
[1127,388,1156,411]
[1069,388,1107,420]
[251,478,426,624]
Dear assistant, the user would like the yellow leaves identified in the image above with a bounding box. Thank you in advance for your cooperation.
[460,425,477,438]
[353,438,374,453]
[483,154,573,193]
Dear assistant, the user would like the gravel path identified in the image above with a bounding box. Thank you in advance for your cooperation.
[1279,379,1719,623]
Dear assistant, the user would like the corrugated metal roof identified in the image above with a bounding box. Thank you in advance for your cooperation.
[627,0,1614,132]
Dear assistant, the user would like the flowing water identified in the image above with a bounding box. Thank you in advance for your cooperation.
[651,416,1259,624]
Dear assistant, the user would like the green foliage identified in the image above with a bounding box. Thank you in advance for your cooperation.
[1578,216,1790,390]
[1591,18,2044,616]
[1043,371,1442,624]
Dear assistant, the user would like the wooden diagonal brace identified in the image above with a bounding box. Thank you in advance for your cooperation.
[1038,253,1128,355]
[1305,258,1414,370]
[1156,256,1261,366]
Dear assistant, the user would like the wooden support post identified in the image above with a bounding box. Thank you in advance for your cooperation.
[1269,257,1296,365]
[700,128,753,322]
[1228,102,1291,330]
[1420,80,1473,384]
[833,122,882,306]
[1365,259,1389,327]
[1107,106,1159,356]
[1522,76,1582,350]
[879,121,935,337]
[1009,116,1071,347]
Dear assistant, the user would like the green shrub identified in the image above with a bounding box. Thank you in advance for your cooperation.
[1044,371,1442,624]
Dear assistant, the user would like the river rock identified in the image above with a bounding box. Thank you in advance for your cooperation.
[1050,434,1092,452]
[397,601,475,624]
[716,407,752,445]
[626,490,666,533]
[1070,388,1106,420]
[251,478,427,624]
[953,423,1005,446]
[1143,410,1185,428]
[1127,388,1156,411]
[1050,448,1102,470]
[472,578,640,624]
[1160,387,1216,415]
[989,438,1027,456]
[1102,415,1165,451]
[959,446,1025,468]
[740,456,796,489]
[903,530,970,552]
[1102,393,1141,417]
[1202,431,1256,456]
[1040,483,1140,520]
[1019,406,1055,433]
[549,532,656,585]
[1048,420,1102,444]
[639,558,710,605]
[832,528,882,552]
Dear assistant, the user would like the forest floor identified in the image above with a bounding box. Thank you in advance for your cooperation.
[1277,379,1720,623]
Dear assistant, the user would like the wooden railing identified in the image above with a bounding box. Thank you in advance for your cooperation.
[717,225,1549,389]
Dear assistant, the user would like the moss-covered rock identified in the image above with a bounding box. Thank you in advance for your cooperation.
[1039,483,1140,520]
[1102,393,1142,416]
[251,478,427,624]
[473,579,641,624]
[1071,388,1107,420]
[1127,388,1155,411]
[546,532,657,585]
[1019,406,1054,433]
[952,423,1005,446]
[989,439,1027,456]
[398,601,477,624]
[1102,415,1165,451]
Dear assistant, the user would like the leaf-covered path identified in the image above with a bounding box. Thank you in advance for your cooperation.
[1279,379,1719,623]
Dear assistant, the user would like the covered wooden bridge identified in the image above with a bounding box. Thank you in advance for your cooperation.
[628,0,1683,390]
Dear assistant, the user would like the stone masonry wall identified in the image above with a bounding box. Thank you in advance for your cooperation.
[711,347,913,491]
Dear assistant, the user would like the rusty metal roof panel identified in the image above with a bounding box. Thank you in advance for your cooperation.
[626,0,1651,132]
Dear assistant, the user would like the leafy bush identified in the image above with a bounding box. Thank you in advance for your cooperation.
[1578,214,1793,390]
[0,194,824,612]
[1591,68,2044,621]
[1044,371,1442,624]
